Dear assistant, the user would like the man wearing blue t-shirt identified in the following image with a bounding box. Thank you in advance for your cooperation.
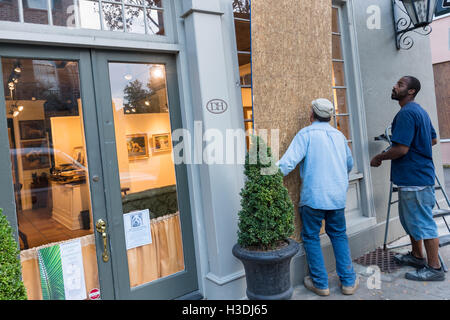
[370,76,444,281]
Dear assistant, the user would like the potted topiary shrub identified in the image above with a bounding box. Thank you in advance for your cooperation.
[0,208,27,300]
[232,135,299,300]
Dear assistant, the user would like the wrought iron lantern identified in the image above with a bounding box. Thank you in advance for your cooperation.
[392,0,438,50]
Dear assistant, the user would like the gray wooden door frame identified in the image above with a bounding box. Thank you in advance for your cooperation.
[0,44,198,300]
[91,49,198,300]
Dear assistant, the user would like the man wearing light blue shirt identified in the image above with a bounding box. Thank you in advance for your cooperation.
[277,98,358,296]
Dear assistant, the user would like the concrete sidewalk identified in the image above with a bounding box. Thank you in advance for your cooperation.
[290,168,450,300]
[291,225,450,300]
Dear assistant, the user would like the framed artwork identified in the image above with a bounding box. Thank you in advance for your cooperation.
[19,120,46,140]
[21,139,50,170]
[126,134,149,160]
[152,133,171,153]
[72,146,85,166]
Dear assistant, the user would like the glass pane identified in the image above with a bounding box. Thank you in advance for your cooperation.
[108,62,185,287]
[125,6,145,34]
[0,0,20,22]
[332,34,343,60]
[52,0,76,27]
[78,0,101,30]
[1,58,100,300]
[23,0,49,25]
[244,121,253,133]
[241,87,252,109]
[125,0,144,5]
[102,3,124,32]
[413,0,428,24]
[332,7,339,33]
[333,88,347,114]
[233,0,250,20]
[243,106,252,121]
[332,61,345,87]
[144,0,162,8]
[238,53,251,68]
[244,121,253,150]
[146,9,164,35]
[235,19,251,52]
[336,115,352,140]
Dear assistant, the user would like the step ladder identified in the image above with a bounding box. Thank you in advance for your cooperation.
[375,127,450,272]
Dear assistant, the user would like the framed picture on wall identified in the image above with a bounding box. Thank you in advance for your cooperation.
[19,120,46,140]
[72,146,85,166]
[152,133,171,153]
[21,139,50,170]
[126,134,149,160]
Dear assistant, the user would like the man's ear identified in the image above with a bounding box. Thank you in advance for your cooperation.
[408,88,416,96]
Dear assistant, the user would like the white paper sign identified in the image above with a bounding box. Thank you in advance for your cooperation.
[60,239,87,300]
[123,209,152,250]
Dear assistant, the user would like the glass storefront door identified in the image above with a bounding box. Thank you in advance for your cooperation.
[0,46,197,300]
[91,50,197,299]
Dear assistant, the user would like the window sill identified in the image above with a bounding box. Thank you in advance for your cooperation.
[349,172,363,182]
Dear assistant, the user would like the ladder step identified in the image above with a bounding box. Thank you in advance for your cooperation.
[433,209,450,218]
[439,235,450,248]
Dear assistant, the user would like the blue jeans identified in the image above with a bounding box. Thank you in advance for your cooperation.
[300,206,356,289]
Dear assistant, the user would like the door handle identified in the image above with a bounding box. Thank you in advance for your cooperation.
[96,219,109,262]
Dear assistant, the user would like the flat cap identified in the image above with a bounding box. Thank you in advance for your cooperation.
[312,98,334,118]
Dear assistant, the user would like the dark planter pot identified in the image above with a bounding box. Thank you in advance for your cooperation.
[232,238,300,300]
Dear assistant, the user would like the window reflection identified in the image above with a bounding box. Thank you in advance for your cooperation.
[0,0,165,35]
[108,63,184,287]
[0,0,20,22]
[52,0,77,27]
[233,0,250,19]
[102,3,124,31]
[23,0,49,25]
[233,0,252,148]
[79,0,101,30]
[1,57,100,300]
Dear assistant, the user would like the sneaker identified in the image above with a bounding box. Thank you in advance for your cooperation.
[341,276,359,295]
[393,251,426,269]
[405,265,445,281]
[303,276,330,296]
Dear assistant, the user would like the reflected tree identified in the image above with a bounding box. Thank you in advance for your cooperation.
[232,0,250,13]
[123,79,160,113]
[102,2,164,34]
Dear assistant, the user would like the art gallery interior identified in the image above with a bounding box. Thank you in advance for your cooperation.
[3,57,184,298]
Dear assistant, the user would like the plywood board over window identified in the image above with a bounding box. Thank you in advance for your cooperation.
[433,62,450,139]
[251,1,332,240]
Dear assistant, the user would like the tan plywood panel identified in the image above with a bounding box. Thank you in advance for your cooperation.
[433,62,450,139]
[252,1,332,240]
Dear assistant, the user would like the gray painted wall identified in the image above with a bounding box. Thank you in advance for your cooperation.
[353,0,444,227]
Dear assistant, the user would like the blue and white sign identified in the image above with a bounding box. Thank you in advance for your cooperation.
[123,209,152,250]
